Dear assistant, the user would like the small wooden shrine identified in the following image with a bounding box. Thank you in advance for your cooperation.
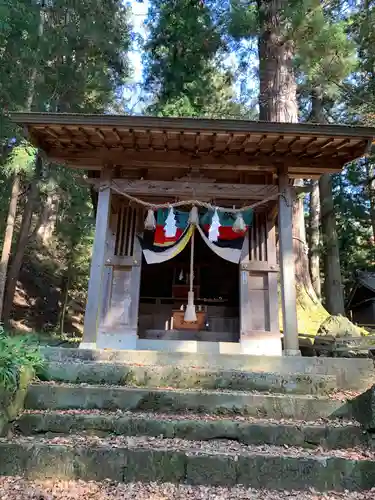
[13,113,375,355]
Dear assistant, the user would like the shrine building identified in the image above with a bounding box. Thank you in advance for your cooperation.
[12,113,375,356]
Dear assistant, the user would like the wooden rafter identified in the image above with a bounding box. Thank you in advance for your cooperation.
[285,136,301,152]
[162,130,168,152]
[224,133,234,153]
[44,127,59,138]
[208,132,217,154]
[112,128,122,142]
[320,137,335,149]
[269,135,284,156]
[78,127,98,149]
[146,130,153,151]
[195,132,200,154]
[336,138,351,149]
[130,129,139,152]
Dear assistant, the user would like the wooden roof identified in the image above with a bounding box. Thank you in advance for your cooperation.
[347,271,375,309]
[12,113,375,178]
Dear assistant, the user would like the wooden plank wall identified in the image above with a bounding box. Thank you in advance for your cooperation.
[99,199,142,337]
[240,212,279,340]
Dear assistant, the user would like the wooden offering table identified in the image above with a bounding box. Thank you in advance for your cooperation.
[172,310,206,331]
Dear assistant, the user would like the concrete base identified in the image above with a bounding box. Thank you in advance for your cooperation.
[86,331,282,356]
[284,349,302,356]
[241,336,282,356]
[96,330,137,350]
[137,339,242,354]
[141,329,238,343]
[79,342,97,350]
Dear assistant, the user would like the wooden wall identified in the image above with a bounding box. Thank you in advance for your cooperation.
[97,196,278,351]
[240,211,279,346]
[98,199,142,341]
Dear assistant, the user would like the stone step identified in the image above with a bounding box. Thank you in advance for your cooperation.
[25,383,352,420]
[39,361,339,395]
[41,347,375,390]
[0,434,374,490]
[0,478,371,500]
[15,409,368,449]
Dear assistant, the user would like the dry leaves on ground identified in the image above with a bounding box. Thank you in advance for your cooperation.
[1,478,375,500]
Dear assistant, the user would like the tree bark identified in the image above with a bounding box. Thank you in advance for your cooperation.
[0,174,20,320]
[306,88,325,299]
[309,180,321,299]
[258,0,297,123]
[35,191,59,245]
[59,257,72,336]
[309,88,345,313]
[292,180,315,294]
[2,155,44,326]
[319,173,345,315]
[258,0,315,295]
[365,159,375,240]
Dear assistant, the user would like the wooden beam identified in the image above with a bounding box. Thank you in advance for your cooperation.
[46,148,344,171]
[87,178,279,201]
[81,168,112,348]
[278,170,300,355]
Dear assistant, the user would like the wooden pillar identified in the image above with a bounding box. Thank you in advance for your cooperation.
[96,202,142,349]
[239,212,281,356]
[278,172,300,355]
[81,169,112,348]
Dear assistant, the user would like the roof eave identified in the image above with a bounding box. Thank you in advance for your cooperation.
[11,112,375,140]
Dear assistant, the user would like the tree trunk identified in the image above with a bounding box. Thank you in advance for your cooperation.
[59,257,72,336]
[319,173,345,315]
[35,191,59,245]
[365,159,375,240]
[306,88,325,300]
[258,0,316,295]
[2,155,44,326]
[292,180,316,295]
[309,180,321,299]
[0,174,20,320]
[308,88,345,314]
[258,0,297,123]
[1,3,46,326]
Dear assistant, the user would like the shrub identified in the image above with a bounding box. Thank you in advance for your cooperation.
[0,326,44,391]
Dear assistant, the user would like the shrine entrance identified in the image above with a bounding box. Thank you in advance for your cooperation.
[138,228,240,342]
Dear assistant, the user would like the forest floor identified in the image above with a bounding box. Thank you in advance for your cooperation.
[0,477,374,500]
[8,241,84,342]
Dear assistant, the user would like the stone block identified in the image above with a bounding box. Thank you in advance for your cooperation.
[186,454,237,486]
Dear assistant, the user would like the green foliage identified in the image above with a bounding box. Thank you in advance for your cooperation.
[0,326,43,391]
[0,0,131,148]
[333,163,375,293]
[144,0,243,117]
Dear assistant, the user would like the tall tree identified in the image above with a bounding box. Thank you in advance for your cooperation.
[296,11,354,314]
[144,0,243,117]
[0,0,131,326]
[227,0,354,331]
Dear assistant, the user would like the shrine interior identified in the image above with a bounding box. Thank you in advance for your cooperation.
[138,230,240,342]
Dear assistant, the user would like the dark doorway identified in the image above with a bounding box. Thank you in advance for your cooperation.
[138,231,240,341]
